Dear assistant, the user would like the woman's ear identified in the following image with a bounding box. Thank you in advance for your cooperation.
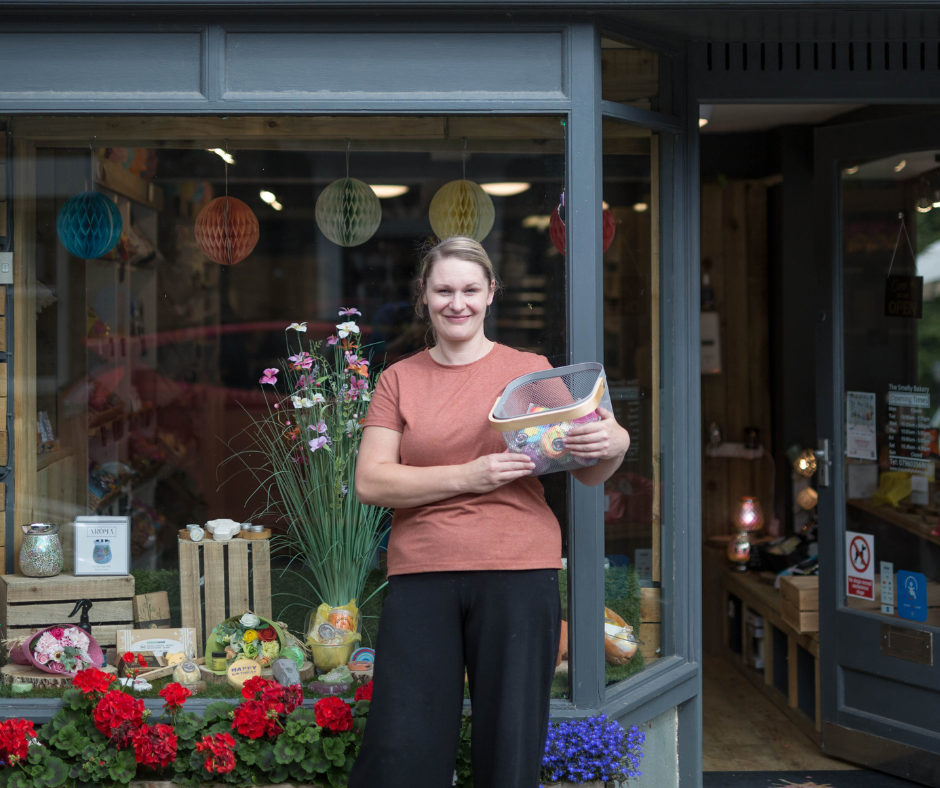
[487,279,496,305]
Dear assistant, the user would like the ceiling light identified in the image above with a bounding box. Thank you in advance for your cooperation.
[522,215,551,231]
[844,166,859,175]
[369,185,409,199]
[699,104,714,128]
[480,182,531,197]
[633,202,649,212]
[271,201,283,211]
[259,190,277,204]
[208,148,235,165]
[894,159,907,173]
[602,201,610,210]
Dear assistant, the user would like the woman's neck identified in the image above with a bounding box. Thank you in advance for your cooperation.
[429,335,494,366]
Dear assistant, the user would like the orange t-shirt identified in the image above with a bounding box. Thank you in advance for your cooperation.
[362,343,563,576]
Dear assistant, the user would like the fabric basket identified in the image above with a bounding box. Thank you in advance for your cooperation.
[488,362,613,476]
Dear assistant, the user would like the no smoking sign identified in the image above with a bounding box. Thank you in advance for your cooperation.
[846,531,875,600]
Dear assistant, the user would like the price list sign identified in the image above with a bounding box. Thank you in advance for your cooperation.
[887,384,931,476]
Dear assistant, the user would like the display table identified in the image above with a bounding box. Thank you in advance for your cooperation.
[722,570,820,744]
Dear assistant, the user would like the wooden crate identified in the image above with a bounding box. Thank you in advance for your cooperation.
[179,539,272,656]
[781,598,820,633]
[780,575,819,610]
[0,572,135,652]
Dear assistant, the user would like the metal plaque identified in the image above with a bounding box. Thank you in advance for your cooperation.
[881,623,933,665]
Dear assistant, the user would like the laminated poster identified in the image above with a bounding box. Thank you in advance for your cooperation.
[846,391,877,461]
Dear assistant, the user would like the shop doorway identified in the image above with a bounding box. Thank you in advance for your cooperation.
[699,104,940,786]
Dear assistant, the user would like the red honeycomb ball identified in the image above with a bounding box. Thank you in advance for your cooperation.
[194,197,259,265]
[548,204,616,255]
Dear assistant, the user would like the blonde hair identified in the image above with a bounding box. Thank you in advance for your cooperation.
[414,236,498,321]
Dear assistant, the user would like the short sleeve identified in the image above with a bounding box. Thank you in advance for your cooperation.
[362,367,405,433]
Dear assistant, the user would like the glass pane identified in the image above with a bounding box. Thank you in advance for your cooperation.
[842,150,940,626]
[601,36,668,114]
[18,114,567,698]
[600,119,663,693]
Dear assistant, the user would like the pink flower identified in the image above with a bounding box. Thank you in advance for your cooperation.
[309,437,329,452]
[309,421,328,435]
[295,375,308,389]
[339,307,361,317]
[288,352,313,371]
[50,627,64,639]
[260,368,278,385]
[347,377,368,399]
[35,652,50,665]
[326,336,339,346]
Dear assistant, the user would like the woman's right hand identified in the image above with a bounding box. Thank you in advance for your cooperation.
[461,451,536,494]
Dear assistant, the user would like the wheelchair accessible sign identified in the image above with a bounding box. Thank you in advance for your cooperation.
[846,531,874,600]
[898,570,928,622]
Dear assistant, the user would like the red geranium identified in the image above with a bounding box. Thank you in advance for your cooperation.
[0,719,35,762]
[232,699,272,739]
[354,680,373,702]
[72,667,115,695]
[121,652,134,664]
[131,723,177,769]
[196,732,236,775]
[241,676,302,714]
[159,682,191,711]
[314,696,353,732]
[93,689,145,738]
[257,627,277,642]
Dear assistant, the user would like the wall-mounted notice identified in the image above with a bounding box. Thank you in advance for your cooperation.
[897,570,928,622]
[887,384,932,476]
[846,391,877,460]
[846,531,875,600]
[880,561,895,615]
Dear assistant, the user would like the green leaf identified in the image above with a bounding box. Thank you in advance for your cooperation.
[171,710,205,741]
[203,701,236,723]
[108,748,137,783]
[61,687,89,712]
[49,722,88,757]
[257,740,277,771]
[27,745,47,765]
[267,764,289,784]
[321,736,347,767]
[285,707,317,736]
[274,737,305,765]
[34,756,69,788]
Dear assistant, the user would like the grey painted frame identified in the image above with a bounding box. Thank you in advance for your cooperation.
[0,18,704,773]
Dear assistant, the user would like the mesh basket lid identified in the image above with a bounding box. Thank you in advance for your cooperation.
[488,362,607,431]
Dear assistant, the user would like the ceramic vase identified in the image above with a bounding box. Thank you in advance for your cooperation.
[19,523,63,577]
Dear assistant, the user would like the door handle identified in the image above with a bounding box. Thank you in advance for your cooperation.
[815,439,832,487]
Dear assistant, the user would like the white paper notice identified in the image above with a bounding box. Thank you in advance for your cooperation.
[846,531,875,600]
[634,549,653,582]
[881,560,895,615]
[846,391,877,460]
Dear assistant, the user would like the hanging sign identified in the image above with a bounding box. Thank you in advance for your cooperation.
[885,275,923,318]
[846,531,875,600]
[897,571,928,622]
[880,561,895,616]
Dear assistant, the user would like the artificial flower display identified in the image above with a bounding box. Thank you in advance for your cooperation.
[11,625,98,675]
[205,613,286,672]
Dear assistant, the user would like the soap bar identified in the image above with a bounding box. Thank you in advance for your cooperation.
[273,658,301,687]
[308,680,350,696]
[11,683,32,695]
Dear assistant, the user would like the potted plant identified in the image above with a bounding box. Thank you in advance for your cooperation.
[541,714,645,787]
[228,309,390,627]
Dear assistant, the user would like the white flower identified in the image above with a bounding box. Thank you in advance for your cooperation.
[291,395,315,409]
[240,613,261,628]
[336,321,360,338]
[287,322,307,332]
[345,419,360,433]
[311,393,325,404]
[361,390,372,402]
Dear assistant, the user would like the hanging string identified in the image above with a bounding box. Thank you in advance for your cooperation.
[224,140,231,266]
[887,211,918,278]
[462,137,467,181]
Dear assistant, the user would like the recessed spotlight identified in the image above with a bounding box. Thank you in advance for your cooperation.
[208,148,235,165]
[480,182,531,197]
[633,202,649,212]
[844,166,859,175]
[699,104,714,128]
[522,215,551,231]
[369,185,409,199]
[259,190,283,211]
[894,159,907,173]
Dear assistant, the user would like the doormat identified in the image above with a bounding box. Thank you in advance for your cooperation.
[703,772,922,788]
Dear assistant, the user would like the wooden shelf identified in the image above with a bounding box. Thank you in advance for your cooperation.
[92,462,165,513]
[37,447,74,472]
[847,498,940,549]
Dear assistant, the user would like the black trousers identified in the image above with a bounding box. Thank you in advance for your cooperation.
[348,570,561,788]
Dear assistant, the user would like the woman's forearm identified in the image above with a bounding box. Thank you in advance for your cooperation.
[569,453,626,487]
[356,461,469,509]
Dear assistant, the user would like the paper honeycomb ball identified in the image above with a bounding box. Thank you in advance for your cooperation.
[315,178,382,247]
[194,197,260,265]
[548,204,617,255]
[56,191,123,259]
[428,179,495,242]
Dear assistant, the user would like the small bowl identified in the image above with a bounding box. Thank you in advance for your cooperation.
[307,640,356,673]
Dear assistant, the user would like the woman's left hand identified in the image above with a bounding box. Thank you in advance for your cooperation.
[563,408,631,461]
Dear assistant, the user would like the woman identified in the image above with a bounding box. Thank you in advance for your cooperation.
[349,236,631,788]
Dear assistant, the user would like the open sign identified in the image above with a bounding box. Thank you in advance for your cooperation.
[885,275,923,319]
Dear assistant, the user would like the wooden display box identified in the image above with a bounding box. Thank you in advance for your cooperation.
[0,572,135,654]
[780,575,819,611]
[781,599,820,633]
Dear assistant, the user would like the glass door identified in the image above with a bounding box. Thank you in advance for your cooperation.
[816,114,940,783]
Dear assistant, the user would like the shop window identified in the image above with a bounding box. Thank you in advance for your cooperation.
[15,115,569,700]
[601,37,668,114]
[601,120,664,691]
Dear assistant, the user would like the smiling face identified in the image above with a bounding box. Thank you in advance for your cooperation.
[423,256,495,345]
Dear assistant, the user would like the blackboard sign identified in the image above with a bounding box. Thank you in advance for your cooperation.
[885,275,923,318]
